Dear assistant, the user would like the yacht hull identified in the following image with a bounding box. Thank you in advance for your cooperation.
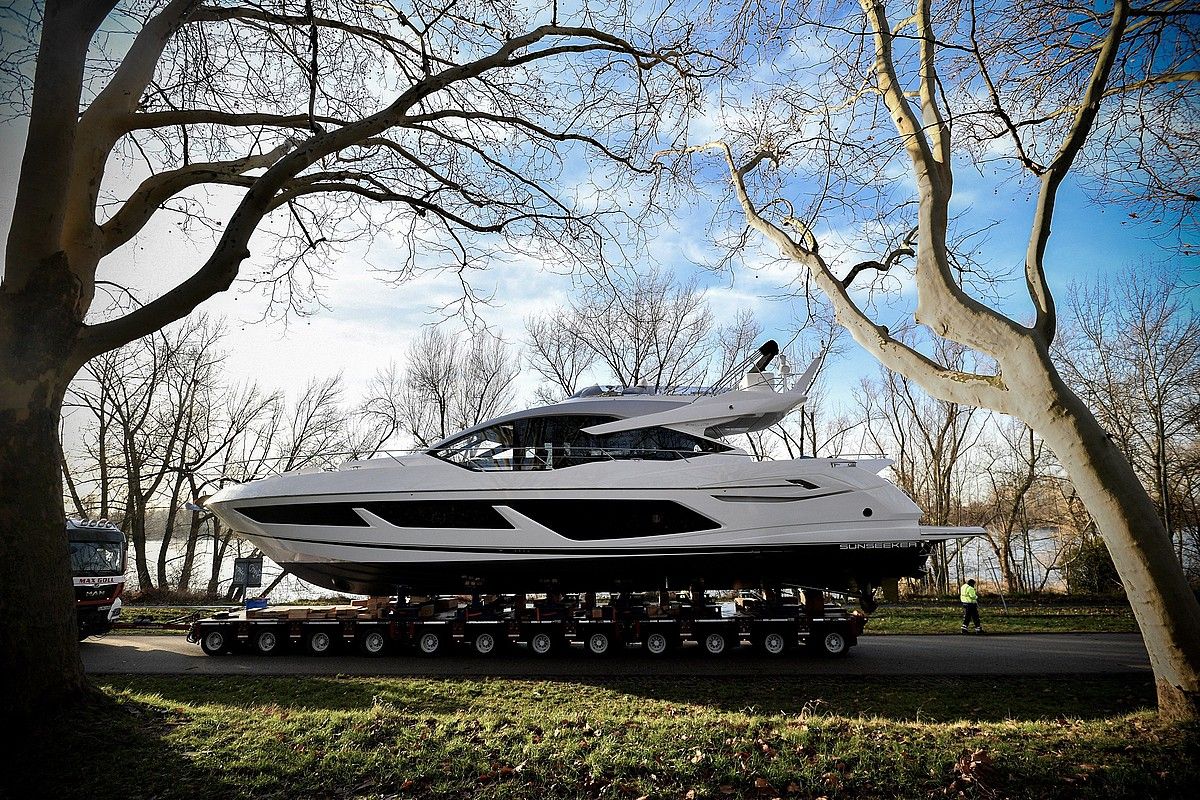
[279,540,941,595]
[206,453,980,596]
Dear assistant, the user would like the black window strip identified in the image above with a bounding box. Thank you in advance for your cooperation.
[239,503,368,527]
[365,501,514,530]
[505,499,720,540]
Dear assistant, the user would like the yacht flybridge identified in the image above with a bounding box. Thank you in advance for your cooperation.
[204,341,981,597]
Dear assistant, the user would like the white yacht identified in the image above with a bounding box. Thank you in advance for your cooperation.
[205,343,980,596]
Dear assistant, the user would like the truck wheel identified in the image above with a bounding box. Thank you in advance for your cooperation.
[528,632,555,656]
[585,631,612,656]
[254,629,283,655]
[472,630,499,656]
[758,631,788,657]
[702,631,729,656]
[416,631,444,656]
[643,631,670,656]
[306,630,334,655]
[359,630,388,656]
[200,629,228,656]
[814,630,848,657]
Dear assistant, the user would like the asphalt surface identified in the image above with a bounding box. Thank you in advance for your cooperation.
[82,633,1151,677]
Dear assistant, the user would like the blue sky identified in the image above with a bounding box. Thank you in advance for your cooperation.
[1,2,1196,420]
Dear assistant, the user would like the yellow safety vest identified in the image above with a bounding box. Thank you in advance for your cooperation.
[960,584,977,604]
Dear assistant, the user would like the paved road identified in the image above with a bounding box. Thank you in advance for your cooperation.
[83,633,1150,677]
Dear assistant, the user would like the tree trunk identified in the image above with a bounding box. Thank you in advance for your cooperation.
[1025,365,1200,719]
[178,508,203,593]
[0,273,89,719]
[128,493,152,590]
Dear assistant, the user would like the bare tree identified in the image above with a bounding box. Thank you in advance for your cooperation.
[856,348,986,593]
[66,316,222,589]
[1058,265,1200,566]
[65,315,285,593]
[977,418,1065,594]
[400,327,518,446]
[0,0,715,713]
[525,267,716,396]
[687,0,1200,719]
[350,362,405,457]
[524,314,597,402]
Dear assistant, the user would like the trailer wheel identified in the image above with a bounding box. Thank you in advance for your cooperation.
[200,629,228,656]
[643,631,671,656]
[814,630,848,657]
[254,629,283,655]
[758,631,788,657]
[417,633,446,657]
[471,630,499,656]
[359,630,388,656]
[306,630,334,655]
[702,631,729,656]
[528,632,555,656]
[585,631,612,656]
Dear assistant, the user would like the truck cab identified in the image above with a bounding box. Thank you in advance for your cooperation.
[68,518,126,639]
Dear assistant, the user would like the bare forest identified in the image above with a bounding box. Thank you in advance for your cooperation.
[61,269,1200,602]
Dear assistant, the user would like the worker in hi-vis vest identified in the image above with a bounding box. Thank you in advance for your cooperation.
[960,579,982,634]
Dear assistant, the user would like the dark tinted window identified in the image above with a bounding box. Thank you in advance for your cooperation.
[69,541,124,576]
[430,414,731,470]
[505,499,720,539]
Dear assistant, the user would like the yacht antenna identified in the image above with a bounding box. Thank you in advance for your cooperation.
[748,339,779,373]
[709,340,779,393]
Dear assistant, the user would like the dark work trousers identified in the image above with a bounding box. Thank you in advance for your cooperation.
[961,602,981,629]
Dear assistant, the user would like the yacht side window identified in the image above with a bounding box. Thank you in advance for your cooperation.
[430,416,731,471]
[431,424,517,470]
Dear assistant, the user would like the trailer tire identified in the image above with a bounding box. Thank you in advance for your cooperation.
[359,630,388,656]
[306,630,334,655]
[254,628,283,655]
[702,631,730,656]
[758,631,788,657]
[528,631,556,656]
[813,629,849,657]
[416,631,445,656]
[585,631,612,656]
[200,629,228,656]
[471,630,500,656]
[643,631,671,656]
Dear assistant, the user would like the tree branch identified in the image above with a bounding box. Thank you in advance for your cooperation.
[686,140,1013,413]
[74,23,659,361]
[861,0,1025,358]
[5,0,119,283]
[916,0,950,176]
[126,110,349,131]
[1025,0,1129,345]
[98,143,294,255]
[68,0,197,245]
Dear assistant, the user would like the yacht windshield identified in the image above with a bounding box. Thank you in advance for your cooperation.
[69,541,124,577]
[430,414,731,470]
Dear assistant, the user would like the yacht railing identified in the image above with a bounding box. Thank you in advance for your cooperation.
[190,447,889,487]
[444,446,748,472]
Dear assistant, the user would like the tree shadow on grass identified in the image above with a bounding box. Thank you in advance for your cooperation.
[93,673,1156,724]
[12,690,241,800]
[97,673,479,714]
[544,674,1159,722]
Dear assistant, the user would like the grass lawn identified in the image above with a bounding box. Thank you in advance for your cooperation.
[863,602,1138,635]
[16,674,1197,799]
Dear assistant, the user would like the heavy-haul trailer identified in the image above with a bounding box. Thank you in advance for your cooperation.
[187,588,867,658]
